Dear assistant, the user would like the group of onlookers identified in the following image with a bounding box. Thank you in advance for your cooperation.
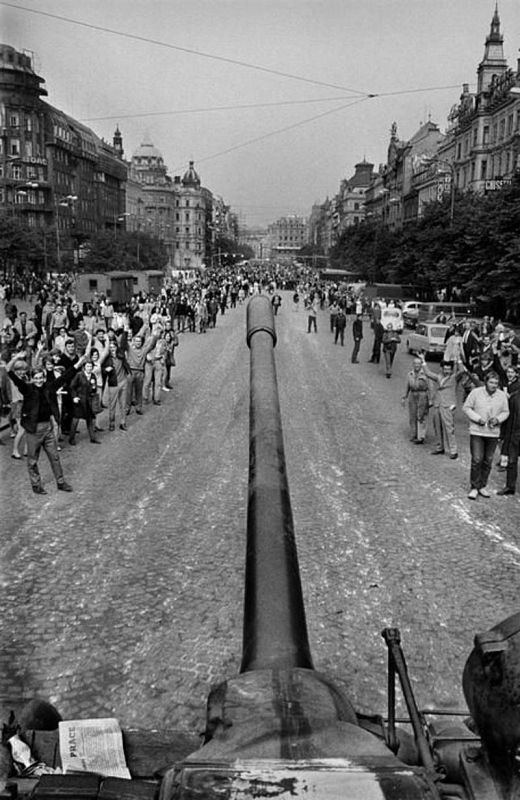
[401,316,520,499]
[0,267,270,495]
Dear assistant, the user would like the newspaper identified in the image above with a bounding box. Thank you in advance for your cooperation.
[58,718,131,779]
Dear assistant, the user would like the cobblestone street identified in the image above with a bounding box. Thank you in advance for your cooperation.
[1,293,520,737]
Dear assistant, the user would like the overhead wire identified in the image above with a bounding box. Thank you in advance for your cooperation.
[169,97,371,172]
[0,1,370,96]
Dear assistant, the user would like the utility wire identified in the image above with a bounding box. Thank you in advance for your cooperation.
[81,81,465,122]
[0,1,370,96]
[82,96,362,122]
[171,97,370,172]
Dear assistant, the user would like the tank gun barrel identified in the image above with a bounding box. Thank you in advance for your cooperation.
[241,295,313,672]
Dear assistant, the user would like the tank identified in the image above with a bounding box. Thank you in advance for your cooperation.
[5,296,520,799]
[157,296,520,799]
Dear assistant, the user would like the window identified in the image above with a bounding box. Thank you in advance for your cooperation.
[25,118,32,132]
[10,139,20,155]
[12,165,22,179]
[88,279,98,291]
[25,141,33,157]
[483,126,489,144]
[185,212,190,221]
[9,113,19,127]
[480,160,487,180]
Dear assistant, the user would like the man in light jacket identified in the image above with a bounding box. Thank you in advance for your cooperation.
[463,372,509,500]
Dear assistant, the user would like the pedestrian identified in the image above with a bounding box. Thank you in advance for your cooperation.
[496,382,520,496]
[271,293,282,316]
[123,328,157,416]
[329,300,340,332]
[369,319,384,364]
[334,308,347,346]
[420,357,465,459]
[497,365,520,471]
[103,339,129,432]
[463,372,509,500]
[8,358,28,460]
[7,355,83,494]
[381,324,400,378]
[401,358,430,444]
[292,290,300,312]
[68,361,102,445]
[307,294,319,333]
[351,313,363,363]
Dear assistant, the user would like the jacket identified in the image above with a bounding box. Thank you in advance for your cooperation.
[8,366,77,433]
[463,386,509,437]
[70,371,97,419]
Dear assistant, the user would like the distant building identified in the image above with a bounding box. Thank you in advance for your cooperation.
[266,215,308,260]
[337,159,375,234]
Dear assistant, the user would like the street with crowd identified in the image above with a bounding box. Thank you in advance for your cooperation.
[1,267,520,733]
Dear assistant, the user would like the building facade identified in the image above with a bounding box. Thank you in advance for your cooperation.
[266,215,308,260]
[0,44,127,270]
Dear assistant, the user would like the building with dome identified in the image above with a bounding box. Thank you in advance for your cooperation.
[127,135,214,269]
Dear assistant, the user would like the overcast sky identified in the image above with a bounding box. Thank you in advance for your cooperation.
[2,0,519,227]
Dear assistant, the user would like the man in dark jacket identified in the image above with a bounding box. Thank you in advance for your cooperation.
[351,313,363,363]
[369,320,384,363]
[7,353,85,494]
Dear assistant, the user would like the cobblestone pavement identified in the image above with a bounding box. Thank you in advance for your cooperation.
[1,294,520,737]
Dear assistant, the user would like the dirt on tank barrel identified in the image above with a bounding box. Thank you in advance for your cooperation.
[159,295,443,799]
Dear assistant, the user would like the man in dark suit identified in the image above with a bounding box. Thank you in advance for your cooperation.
[7,353,85,494]
[461,320,480,369]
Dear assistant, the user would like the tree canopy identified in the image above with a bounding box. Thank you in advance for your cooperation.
[329,176,520,319]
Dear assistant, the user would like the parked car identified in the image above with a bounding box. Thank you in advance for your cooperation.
[405,322,450,360]
[379,304,404,333]
[401,301,422,328]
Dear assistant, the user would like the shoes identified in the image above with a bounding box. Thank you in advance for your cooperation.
[135,409,143,415]
[90,438,102,444]
[109,424,115,431]
[413,439,425,445]
[467,488,478,500]
[57,482,73,492]
[431,449,445,455]
[496,488,515,496]
[449,453,458,460]
[119,423,127,431]
[162,386,171,392]
[478,487,491,498]
[153,401,161,406]
[386,374,391,379]
[351,360,359,364]
[32,486,47,495]
[69,438,76,446]
[11,453,22,459]
[496,465,507,472]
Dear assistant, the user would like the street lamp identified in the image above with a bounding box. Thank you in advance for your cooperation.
[424,157,456,225]
[114,211,130,239]
[55,194,78,271]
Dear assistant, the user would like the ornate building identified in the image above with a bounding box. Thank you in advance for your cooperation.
[266,215,308,260]
[0,44,127,269]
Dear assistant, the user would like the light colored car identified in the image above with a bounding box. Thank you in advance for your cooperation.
[401,301,422,328]
[405,322,449,360]
[379,305,404,333]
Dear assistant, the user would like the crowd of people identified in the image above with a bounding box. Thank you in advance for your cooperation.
[0,267,281,495]
[400,316,520,499]
[2,270,520,500]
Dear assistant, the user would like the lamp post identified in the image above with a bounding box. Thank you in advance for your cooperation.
[114,211,130,240]
[55,194,78,271]
[425,158,456,225]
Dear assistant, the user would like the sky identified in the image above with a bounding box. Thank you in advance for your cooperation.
[1,0,519,228]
